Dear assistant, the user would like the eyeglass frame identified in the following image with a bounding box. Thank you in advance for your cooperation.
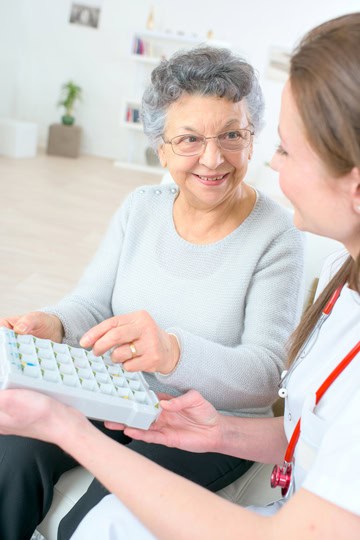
[162,127,255,157]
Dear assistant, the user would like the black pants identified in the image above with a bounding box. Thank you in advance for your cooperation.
[0,424,252,540]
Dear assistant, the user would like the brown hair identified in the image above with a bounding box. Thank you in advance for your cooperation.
[287,13,360,365]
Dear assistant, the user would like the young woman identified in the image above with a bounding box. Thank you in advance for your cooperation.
[0,12,359,540]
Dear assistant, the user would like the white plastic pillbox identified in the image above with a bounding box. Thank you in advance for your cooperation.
[0,327,160,429]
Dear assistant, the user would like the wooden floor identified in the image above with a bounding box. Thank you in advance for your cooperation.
[0,152,158,316]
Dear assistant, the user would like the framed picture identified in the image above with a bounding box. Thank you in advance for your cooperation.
[69,1,103,29]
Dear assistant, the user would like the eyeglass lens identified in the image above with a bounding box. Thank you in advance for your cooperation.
[170,130,252,156]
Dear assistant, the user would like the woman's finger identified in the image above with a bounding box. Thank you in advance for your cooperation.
[159,389,204,411]
[110,341,142,364]
[6,312,63,342]
[94,327,139,357]
[0,316,19,329]
[80,317,122,348]
[81,317,138,353]
[156,392,175,401]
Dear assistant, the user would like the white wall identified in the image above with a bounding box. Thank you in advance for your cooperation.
[0,0,358,163]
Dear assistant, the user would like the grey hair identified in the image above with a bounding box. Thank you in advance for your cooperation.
[141,46,265,150]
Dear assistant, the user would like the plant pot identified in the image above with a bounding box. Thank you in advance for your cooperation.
[47,123,82,158]
[62,115,75,126]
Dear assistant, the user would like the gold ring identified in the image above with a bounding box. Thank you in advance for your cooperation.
[129,342,137,358]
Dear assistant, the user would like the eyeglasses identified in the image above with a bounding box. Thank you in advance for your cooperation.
[162,128,254,157]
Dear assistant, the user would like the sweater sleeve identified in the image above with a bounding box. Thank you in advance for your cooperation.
[42,193,134,345]
[156,227,305,412]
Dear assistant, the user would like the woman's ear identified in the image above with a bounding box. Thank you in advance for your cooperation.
[158,144,167,168]
[350,167,360,214]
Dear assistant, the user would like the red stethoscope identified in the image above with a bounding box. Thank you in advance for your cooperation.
[271,285,360,497]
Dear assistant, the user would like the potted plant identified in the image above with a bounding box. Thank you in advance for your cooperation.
[58,81,82,126]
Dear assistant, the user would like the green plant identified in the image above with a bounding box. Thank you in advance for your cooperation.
[58,81,82,125]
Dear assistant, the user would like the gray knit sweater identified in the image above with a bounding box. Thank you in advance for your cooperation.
[45,184,304,417]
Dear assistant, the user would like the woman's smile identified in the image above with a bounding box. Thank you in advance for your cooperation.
[192,172,230,186]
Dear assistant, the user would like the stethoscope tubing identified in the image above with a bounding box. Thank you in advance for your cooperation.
[278,286,343,397]
[272,285,360,498]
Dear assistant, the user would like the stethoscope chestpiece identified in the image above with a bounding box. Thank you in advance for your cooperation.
[270,461,293,497]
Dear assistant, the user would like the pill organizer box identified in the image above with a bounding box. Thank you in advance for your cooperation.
[0,327,160,429]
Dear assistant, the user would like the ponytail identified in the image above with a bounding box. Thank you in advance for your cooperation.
[287,255,358,365]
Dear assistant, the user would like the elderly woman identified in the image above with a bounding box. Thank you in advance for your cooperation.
[0,47,303,539]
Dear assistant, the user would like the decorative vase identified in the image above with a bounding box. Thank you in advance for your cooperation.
[146,8,154,30]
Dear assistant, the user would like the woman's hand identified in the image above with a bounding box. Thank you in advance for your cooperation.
[105,390,222,454]
[0,312,64,342]
[0,389,84,445]
[80,311,180,374]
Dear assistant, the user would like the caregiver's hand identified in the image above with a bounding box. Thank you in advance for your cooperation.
[0,389,84,444]
[80,311,180,375]
[0,312,64,343]
[105,390,221,454]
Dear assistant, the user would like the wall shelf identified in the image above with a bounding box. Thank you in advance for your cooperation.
[130,53,161,65]
[121,121,143,131]
[134,29,227,47]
